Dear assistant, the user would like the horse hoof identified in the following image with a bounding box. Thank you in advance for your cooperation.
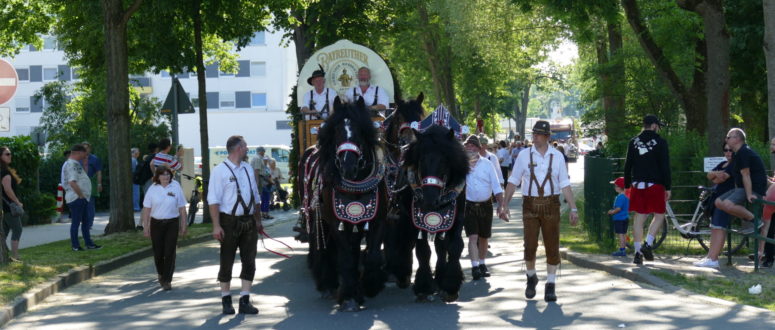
[338,299,364,312]
[440,291,459,303]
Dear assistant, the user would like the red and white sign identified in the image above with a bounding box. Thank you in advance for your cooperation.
[0,59,19,105]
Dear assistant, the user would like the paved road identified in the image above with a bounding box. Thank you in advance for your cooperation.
[6,159,775,329]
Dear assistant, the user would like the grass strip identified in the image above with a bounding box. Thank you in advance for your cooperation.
[0,223,212,305]
[651,270,775,311]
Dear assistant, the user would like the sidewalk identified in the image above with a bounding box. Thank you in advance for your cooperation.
[18,209,300,249]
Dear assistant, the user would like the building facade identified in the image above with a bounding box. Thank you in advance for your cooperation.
[0,30,297,157]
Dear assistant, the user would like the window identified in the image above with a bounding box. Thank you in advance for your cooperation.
[276,120,292,130]
[251,62,266,77]
[16,68,29,82]
[161,71,170,78]
[235,91,251,108]
[71,67,80,80]
[43,36,57,50]
[43,68,58,81]
[271,149,290,163]
[30,96,44,113]
[249,31,265,45]
[15,97,30,113]
[220,92,235,108]
[251,93,267,107]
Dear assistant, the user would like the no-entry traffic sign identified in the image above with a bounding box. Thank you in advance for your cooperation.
[0,59,19,105]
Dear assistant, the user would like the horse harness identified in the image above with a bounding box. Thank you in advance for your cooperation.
[352,86,380,106]
[408,168,465,240]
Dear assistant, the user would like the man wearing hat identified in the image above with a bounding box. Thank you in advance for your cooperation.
[350,67,389,111]
[624,114,671,265]
[463,135,506,280]
[301,65,338,120]
[501,120,578,302]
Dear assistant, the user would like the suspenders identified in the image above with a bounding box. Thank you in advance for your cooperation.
[527,147,555,197]
[224,162,256,216]
[352,86,379,106]
[309,89,330,116]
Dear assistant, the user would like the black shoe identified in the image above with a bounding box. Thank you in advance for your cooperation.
[641,243,654,261]
[633,252,643,265]
[238,295,259,314]
[471,267,482,280]
[479,264,491,277]
[544,283,557,302]
[525,274,539,299]
[72,246,84,251]
[222,296,235,314]
[86,244,103,250]
[763,259,774,268]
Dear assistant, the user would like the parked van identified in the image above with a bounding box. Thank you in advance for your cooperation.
[207,145,291,183]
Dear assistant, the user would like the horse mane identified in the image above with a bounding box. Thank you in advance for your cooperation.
[317,97,378,181]
[404,125,469,188]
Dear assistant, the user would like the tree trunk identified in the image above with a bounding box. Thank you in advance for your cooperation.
[764,0,775,165]
[607,21,627,144]
[193,0,211,223]
[622,0,706,133]
[102,0,143,234]
[696,0,730,156]
[515,83,531,139]
[596,35,613,136]
[293,23,312,70]
[417,3,457,117]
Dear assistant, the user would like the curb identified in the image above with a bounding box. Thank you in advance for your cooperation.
[0,214,297,327]
[560,248,775,313]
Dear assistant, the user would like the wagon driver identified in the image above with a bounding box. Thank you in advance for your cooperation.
[350,66,389,111]
[301,65,338,120]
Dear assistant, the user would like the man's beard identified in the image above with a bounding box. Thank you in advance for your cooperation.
[358,79,369,87]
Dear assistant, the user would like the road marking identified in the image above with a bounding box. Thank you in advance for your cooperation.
[0,78,17,86]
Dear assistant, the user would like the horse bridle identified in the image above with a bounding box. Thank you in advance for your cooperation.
[335,119,367,171]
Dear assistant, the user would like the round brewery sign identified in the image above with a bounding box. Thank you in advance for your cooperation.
[297,40,394,107]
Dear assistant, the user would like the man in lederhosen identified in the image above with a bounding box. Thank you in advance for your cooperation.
[464,135,506,280]
[301,65,338,120]
[209,135,263,315]
[500,120,579,302]
[350,67,389,111]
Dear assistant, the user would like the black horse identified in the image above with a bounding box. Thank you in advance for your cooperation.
[382,93,425,289]
[299,96,388,312]
[401,125,469,302]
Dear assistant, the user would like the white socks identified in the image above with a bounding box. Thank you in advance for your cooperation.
[634,242,642,253]
[221,291,230,297]
[471,260,480,267]
[646,234,655,246]
[526,269,536,277]
[480,259,485,266]
[240,291,250,297]
[547,274,556,283]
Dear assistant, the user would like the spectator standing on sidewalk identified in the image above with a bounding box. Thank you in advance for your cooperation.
[131,148,141,212]
[151,138,182,173]
[141,166,188,290]
[1,147,23,261]
[501,120,579,302]
[478,136,504,185]
[80,142,102,232]
[139,143,159,195]
[463,136,505,280]
[63,144,102,251]
[693,143,736,268]
[607,177,630,257]
[623,115,671,265]
[760,138,775,268]
[209,135,262,315]
[250,147,272,220]
[496,140,511,187]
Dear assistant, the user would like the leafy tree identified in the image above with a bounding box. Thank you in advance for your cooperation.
[763,0,775,152]
[0,0,51,57]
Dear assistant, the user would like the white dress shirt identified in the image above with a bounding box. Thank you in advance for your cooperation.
[497,147,511,167]
[349,85,389,108]
[208,159,261,216]
[466,157,504,202]
[301,88,338,118]
[509,146,570,197]
[143,180,186,219]
[485,151,504,184]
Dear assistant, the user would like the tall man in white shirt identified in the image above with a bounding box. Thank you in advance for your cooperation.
[463,136,505,280]
[301,65,338,120]
[478,135,504,185]
[209,136,263,315]
[350,67,389,111]
[500,120,579,302]
[496,140,512,187]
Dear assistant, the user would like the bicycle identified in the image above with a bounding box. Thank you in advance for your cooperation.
[181,173,204,226]
[632,186,748,254]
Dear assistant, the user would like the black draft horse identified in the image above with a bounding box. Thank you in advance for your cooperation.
[382,93,425,289]
[402,125,469,302]
[299,96,388,312]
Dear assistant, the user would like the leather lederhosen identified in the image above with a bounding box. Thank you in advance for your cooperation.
[522,147,562,264]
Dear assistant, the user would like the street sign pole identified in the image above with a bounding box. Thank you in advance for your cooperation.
[171,74,179,147]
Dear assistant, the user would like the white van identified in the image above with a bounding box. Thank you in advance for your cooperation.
[208,145,291,183]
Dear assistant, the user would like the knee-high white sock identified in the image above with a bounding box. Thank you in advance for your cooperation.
[526,269,536,276]
[646,234,655,246]
[221,291,231,297]
[634,242,642,253]
[479,258,485,265]
[471,260,480,267]
[546,274,556,283]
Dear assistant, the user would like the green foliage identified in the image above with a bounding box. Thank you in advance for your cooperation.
[0,136,56,224]
[0,0,51,57]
